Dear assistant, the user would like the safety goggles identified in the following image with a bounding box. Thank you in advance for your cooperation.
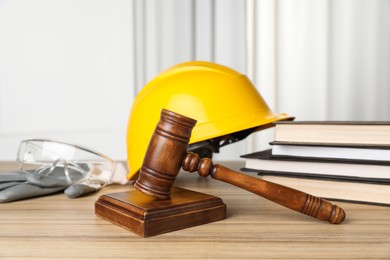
[16,139,121,185]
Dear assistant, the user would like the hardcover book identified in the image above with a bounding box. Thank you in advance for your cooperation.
[270,141,390,162]
[273,121,390,146]
[256,174,390,206]
[241,149,390,183]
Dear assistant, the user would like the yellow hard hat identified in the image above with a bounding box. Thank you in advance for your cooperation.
[126,61,293,180]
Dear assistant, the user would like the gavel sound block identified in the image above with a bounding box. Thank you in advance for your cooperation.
[96,109,346,237]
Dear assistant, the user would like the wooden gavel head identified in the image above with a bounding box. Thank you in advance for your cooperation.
[134,109,197,199]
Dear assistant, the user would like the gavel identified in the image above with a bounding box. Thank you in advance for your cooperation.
[134,109,346,224]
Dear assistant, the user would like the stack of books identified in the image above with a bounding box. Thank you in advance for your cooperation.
[241,121,390,206]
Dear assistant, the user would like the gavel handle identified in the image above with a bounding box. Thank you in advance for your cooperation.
[182,153,346,224]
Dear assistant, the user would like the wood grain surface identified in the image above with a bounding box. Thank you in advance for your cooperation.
[0,161,389,259]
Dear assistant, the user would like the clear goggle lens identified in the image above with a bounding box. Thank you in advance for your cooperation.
[17,139,118,185]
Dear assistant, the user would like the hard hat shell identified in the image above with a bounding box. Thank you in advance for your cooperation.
[126,61,293,179]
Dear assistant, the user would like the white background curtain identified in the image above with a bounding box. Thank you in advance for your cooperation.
[0,0,389,162]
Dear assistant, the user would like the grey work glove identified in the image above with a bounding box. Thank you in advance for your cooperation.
[0,162,128,203]
[0,169,68,203]
[0,167,87,203]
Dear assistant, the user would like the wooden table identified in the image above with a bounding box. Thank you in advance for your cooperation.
[1,161,389,259]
